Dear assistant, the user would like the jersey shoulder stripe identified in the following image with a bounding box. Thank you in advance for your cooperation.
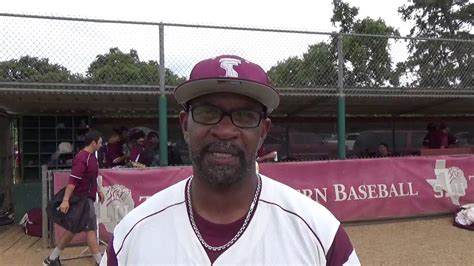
[259,175,342,255]
[115,200,184,255]
[259,199,326,253]
[112,178,189,255]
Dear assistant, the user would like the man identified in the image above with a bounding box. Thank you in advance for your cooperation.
[143,131,183,166]
[103,131,127,168]
[129,129,145,166]
[142,131,160,166]
[44,130,105,266]
[119,126,132,159]
[377,142,391,157]
[440,122,457,148]
[102,55,359,265]
[423,122,438,149]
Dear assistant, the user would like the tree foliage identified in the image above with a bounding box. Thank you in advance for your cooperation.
[0,48,187,86]
[0,56,79,82]
[339,17,400,87]
[398,0,473,88]
[87,48,186,85]
[332,1,400,87]
[268,1,399,88]
[268,43,337,87]
[330,0,359,33]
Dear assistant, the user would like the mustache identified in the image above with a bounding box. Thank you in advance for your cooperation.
[203,141,243,156]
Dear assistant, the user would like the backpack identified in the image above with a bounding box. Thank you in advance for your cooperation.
[19,208,42,237]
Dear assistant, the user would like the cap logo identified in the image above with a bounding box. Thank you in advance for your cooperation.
[219,58,241,78]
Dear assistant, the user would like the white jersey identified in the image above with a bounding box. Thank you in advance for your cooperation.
[101,175,360,265]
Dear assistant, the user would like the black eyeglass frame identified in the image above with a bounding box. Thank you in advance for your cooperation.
[187,104,267,129]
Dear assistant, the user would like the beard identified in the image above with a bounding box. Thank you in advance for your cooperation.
[189,141,254,187]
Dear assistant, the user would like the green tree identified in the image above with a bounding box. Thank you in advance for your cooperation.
[0,56,79,82]
[340,18,400,87]
[87,48,186,85]
[332,1,400,87]
[268,56,305,87]
[268,43,337,87]
[268,1,399,88]
[330,0,358,33]
[398,0,473,88]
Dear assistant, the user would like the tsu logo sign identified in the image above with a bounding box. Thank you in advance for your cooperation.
[99,184,135,233]
[426,160,472,205]
[219,58,241,77]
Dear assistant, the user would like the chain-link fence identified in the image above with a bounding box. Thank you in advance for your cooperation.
[1,13,474,162]
[339,33,473,90]
[0,14,162,85]
[1,13,471,90]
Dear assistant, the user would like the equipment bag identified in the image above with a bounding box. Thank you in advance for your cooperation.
[19,208,42,237]
[46,187,90,233]
[453,204,474,231]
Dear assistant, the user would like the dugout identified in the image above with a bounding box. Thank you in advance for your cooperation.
[1,82,474,222]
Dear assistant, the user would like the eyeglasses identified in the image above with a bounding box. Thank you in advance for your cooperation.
[190,104,265,129]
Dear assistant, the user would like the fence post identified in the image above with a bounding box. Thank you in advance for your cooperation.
[337,33,346,159]
[41,165,48,248]
[159,23,169,166]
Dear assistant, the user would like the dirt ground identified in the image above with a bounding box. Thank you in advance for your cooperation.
[345,216,474,265]
[1,215,473,265]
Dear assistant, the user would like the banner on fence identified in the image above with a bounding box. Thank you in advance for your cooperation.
[52,155,474,243]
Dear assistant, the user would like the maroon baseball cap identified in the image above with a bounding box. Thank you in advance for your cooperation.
[174,55,280,113]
